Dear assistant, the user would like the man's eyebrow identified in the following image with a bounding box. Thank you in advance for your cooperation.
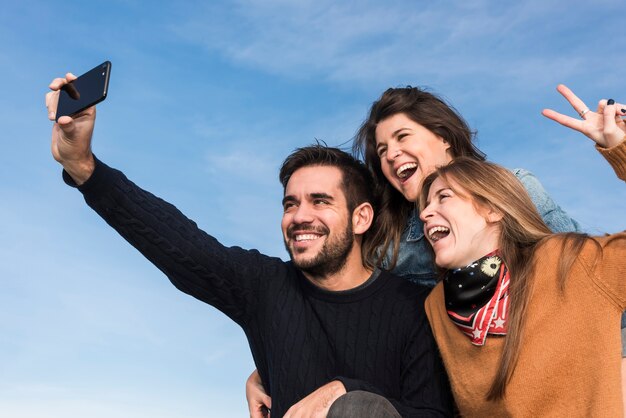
[282,195,297,206]
[282,193,334,206]
[310,192,334,200]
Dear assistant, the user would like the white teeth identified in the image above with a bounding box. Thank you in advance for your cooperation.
[295,234,320,242]
[396,162,417,179]
[428,226,450,241]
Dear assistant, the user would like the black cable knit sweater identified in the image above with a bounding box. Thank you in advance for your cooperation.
[67,158,453,417]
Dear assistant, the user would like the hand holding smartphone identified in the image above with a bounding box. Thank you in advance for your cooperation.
[56,61,111,121]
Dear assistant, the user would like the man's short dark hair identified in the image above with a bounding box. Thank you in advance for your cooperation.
[279,144,375,214]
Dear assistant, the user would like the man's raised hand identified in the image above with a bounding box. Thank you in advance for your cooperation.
[47,72,96,185]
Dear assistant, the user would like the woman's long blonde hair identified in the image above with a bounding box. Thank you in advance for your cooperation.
[419,157,590,400]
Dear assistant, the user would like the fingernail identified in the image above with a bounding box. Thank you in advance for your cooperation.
[621,108,626,113]
[607,99,615,105]
[49,111,55,119]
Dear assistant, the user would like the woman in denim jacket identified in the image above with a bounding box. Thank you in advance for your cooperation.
[353,86,581,288]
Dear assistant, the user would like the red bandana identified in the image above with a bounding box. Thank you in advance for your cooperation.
[443,251,510,346]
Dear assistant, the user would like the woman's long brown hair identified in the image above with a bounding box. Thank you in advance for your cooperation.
[353,86,485,268]
[419,157,592,400]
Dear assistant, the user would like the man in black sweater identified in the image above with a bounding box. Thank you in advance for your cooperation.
[46,73,452,417]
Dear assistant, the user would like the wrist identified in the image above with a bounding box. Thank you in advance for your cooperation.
[607,134,626,149]
[63,155,95,185]
[328,380,347,398]
[599,134,626,149]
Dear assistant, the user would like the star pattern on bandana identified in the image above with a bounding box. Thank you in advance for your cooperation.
[444,251,510,346]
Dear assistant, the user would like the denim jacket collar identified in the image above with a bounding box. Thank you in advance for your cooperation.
[406,209,425,242]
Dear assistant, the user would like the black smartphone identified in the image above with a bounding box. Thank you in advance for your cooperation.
[56,61,111,121]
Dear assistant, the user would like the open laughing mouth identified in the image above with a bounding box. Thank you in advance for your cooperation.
[396,162,418,181]
[427,226,450,242]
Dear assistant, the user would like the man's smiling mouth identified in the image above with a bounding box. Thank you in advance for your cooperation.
[294,233,322,242]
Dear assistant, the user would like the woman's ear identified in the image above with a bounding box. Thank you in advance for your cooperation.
[475,201,503,224]
[352,202,374,235]
[441,139,453,162]
[485,207,504,224]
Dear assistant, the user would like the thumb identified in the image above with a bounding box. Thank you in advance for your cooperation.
[603,99,622,148]
[57,115,76,140]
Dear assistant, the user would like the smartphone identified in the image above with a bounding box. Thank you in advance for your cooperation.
[56,61,111,121]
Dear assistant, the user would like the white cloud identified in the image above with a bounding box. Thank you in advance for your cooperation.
[168,0,626,86]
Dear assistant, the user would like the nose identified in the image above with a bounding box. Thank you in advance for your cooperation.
[292,202,315,225]
[419,202,435,222]
[385,142,402,161]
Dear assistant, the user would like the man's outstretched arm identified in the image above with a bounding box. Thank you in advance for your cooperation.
[46,72,281,326]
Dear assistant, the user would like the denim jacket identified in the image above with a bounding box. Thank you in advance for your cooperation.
[382,168,582,288]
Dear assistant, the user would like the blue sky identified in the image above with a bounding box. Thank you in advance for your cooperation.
[2,1,625,416]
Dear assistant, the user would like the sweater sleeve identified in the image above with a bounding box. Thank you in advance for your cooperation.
[67,158,286,327]
[582,233,626,311]
[596,137,626,181]
[578,140,626,309]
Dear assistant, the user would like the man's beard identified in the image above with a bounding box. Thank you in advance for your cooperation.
[285,222,355,278]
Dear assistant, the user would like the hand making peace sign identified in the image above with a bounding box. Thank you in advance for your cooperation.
[542,84,626,149]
